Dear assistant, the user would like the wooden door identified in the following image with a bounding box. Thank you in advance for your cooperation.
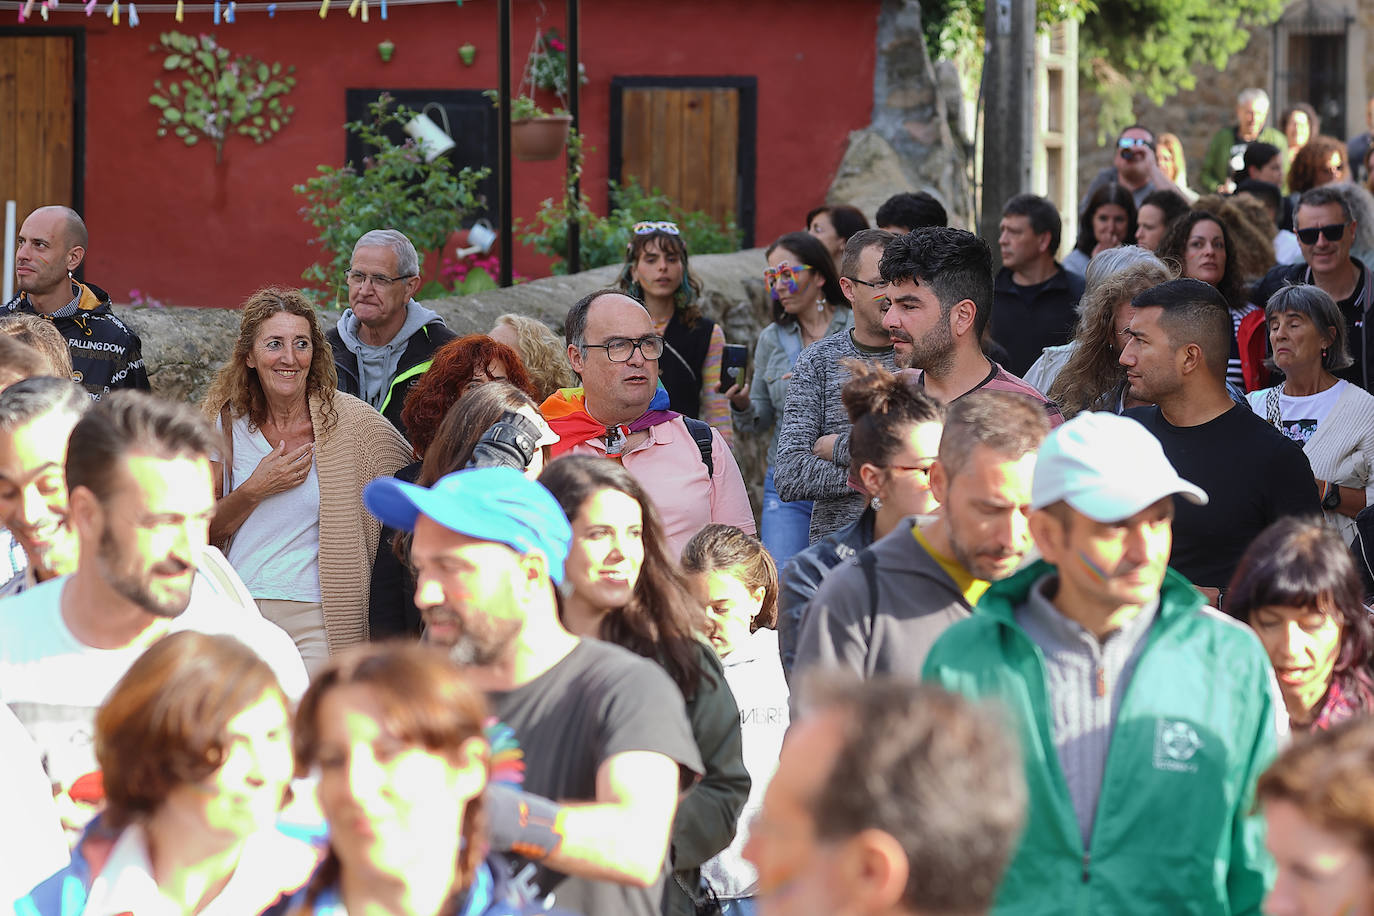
[611,79,756,245]
[0,34,76,220]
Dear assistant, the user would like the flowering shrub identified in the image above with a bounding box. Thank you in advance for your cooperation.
[524,28,587,101]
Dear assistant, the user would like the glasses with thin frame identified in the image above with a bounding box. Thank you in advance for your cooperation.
[888,460,936,479]
[848,275,891,304]
[583,335,666,362]
[345,269,416,289]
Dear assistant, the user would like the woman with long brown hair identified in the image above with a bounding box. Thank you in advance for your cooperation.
[203,288,412,673]
[539,456,749,916]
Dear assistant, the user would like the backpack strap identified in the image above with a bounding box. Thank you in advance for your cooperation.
[682,416,714,476]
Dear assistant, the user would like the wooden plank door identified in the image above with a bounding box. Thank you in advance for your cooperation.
[0,34,76,221]
[614,82,754,244]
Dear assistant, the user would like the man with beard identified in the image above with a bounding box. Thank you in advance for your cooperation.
[364,466,702,916]
[0,392,305,840]
[792,392,1048,683]
[924,411,1281,914]
[879,227,1063,426]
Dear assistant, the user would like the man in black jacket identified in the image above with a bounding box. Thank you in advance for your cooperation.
[327,228,456,439]
[3,206,149,400]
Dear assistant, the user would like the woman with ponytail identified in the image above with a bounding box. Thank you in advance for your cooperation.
[776,361,945,679]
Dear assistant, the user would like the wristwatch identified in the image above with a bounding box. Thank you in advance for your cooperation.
[1324,481,1342,510]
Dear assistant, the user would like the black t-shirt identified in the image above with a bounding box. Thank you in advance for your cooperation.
[1126,404,1320,593]
[489,638,703,916]
[990,266,1085,377]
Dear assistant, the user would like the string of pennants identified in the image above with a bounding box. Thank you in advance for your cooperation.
[6,0,462,24]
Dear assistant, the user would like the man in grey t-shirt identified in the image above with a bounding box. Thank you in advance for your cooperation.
[364,466,701,916]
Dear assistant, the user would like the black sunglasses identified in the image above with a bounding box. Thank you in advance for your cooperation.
[1295,222,1350,245]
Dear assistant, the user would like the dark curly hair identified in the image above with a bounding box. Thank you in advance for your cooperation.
[401,334,536,459]
[1288,135,1349,195]
[1156,210,1246,312]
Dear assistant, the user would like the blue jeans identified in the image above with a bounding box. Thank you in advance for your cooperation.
[720,898,757,916]
[761,465,812,573]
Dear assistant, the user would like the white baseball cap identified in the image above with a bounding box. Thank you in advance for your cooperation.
[1031,412,1208,522]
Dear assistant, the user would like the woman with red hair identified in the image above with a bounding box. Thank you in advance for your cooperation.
[401,334,537,460]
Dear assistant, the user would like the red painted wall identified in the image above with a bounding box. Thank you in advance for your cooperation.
[26,0,876,307]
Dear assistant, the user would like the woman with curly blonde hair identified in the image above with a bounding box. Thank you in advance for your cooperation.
[202,287,412,673]
[490,313,575,402]
[1046,248,1173,418]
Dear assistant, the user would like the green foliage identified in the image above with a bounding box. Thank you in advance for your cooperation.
[482,89,568,122]
[920,0,1284,136]
[148,31,295,164]
[292,94,490,299]
[1080,0,1285,136]
[518,178,743,275]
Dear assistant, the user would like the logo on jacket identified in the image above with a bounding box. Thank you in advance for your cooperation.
[1152,719,1202,773]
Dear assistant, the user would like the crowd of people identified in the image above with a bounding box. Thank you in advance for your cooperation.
[6,106,1374,913]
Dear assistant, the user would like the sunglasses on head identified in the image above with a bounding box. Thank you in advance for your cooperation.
[764,262,812,298]
[633,221,680,235]
[1295,222,1350,245]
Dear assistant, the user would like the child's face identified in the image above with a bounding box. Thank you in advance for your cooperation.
[689,569,765,659]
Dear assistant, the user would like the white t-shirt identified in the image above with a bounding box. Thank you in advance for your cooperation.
[1247,380,1347,445]
[0,576,307,842]
[0,704,68,906]
[223,415,322,602]
[703,628,790,900]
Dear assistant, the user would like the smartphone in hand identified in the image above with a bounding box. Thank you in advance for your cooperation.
[718,344,749,393]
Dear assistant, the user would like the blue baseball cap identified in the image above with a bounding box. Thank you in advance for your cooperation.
[363,467,572,584]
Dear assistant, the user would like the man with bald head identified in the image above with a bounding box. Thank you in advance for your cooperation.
[540,288,754,553]
[2,206,149,399]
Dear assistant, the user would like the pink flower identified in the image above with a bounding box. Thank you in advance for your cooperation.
[548,38,565,52]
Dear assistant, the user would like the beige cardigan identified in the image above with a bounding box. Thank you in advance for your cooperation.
[311,392,413,651]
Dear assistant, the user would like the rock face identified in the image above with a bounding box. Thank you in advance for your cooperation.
[121,247,773,514]
[827,0,975,227]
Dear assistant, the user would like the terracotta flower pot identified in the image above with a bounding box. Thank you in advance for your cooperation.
[511,115,572,162]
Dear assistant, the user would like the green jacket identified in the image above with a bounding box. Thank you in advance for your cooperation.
[1200,124,1288,192]
[923,562,1280,915]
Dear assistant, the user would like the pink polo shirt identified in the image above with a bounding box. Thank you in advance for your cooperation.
[560,415,756,556]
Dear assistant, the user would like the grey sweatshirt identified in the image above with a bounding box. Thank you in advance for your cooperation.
[773,329,896,542]
[335,301,443,411]
[1015,575,1158,846]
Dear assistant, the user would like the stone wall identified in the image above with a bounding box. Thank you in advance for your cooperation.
[1077,31,1274,201]
[120,247,773,513]
[825,0,976,228]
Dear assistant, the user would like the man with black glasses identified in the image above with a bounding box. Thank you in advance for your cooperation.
[327,228,457,439]
[541,289,753,554]
[1252,186,1372,391]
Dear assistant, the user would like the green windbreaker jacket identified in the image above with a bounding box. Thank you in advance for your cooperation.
[923,561,1283,915]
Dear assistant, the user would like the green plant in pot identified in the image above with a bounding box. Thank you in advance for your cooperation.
[482,89,572,162]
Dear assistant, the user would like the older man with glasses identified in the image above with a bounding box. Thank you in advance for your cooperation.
[1252,185,1373,391]
[326,228,458,441]
[540,288,754,555]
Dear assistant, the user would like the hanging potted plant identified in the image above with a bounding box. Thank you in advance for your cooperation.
[488,27,586,162]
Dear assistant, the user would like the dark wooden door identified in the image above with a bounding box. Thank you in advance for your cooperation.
[0,34,76,219]
[611,78,756,246]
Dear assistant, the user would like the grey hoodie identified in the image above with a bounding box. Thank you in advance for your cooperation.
[335,300,444,411]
